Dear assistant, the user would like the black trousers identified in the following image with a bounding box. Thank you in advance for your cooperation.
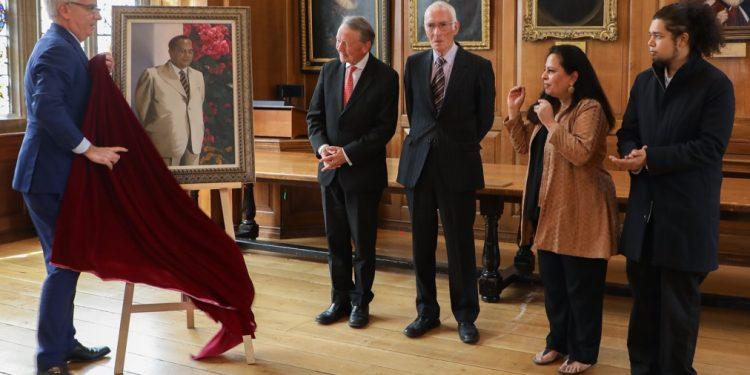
[321,175,382,306]
[627,221,707,375]
[538,250,608,364]
[405,150,479,323]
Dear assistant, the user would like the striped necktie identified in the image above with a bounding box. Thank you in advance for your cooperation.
[431,57,446,112]
[179,69,190,99]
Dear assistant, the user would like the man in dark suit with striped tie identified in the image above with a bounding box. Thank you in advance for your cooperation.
[396,1,495,344]
[307,16,399,328]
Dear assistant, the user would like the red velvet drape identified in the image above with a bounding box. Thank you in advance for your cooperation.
[51,54,256,359]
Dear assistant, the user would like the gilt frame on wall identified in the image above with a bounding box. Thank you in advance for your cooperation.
[300,0,391,72]
[523,0,618,41]
[409,0,491,50]
[704,0,750,41]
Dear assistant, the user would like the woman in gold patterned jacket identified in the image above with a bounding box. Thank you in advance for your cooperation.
[504,45,618,375]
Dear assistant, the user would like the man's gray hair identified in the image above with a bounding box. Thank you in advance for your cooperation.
[340,16,375,44]
[44,0,68,19]
[425,1,458,23]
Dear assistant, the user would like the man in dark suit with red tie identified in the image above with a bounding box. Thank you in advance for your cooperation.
[307,16,399,328]
[396,1,495,344]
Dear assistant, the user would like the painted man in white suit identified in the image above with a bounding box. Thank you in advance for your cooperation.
[135,35,205,166]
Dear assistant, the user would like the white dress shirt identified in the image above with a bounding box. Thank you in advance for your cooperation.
[318,53,370,165]
[430,42,459,98]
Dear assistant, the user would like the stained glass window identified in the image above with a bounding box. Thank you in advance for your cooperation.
[0,1,10,116]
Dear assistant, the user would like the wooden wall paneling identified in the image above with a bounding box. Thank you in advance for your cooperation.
[278,185,325,238]
[627,0,661,92]
[0,133,34,243]
[253,182,282,238]
[496,0,520,242]
[192,0,750,264]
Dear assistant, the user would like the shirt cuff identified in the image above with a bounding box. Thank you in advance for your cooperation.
[341,148,353,166]
[631,164,648,175]
[72,138,91,154]
[318,144,329,156]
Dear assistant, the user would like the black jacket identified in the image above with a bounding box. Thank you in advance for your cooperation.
[396,47,495,192]
[307,54,399,192]
[617,55,735,273]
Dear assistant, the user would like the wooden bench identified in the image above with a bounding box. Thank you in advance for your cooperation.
[241,151,750,301]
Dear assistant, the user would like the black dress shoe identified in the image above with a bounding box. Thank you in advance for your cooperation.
[348,304,369,328]
[65,342,111,362]
[315,301,351,325]
[403,316,440,338]
[458,322,479,344]
[37,365,69,375]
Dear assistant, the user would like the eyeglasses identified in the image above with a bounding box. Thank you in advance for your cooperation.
[425,21,455,32]
[67,2,101,13]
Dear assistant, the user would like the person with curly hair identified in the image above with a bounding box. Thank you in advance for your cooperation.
[610,1,735,373]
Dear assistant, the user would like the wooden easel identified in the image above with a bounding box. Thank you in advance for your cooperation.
[114,182,255,374]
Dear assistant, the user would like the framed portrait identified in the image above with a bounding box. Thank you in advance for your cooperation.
[112,6,254,184]
[300,0,391,72]
[409,0,490,50]
[704,0,750,41]
[523,0,618,41]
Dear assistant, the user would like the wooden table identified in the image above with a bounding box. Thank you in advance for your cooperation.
[242,151,750,302]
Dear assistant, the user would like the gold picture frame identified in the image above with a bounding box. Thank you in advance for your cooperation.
[409,0,490,50]
[523,0,618,41]
[300,0,391,72]
[112,6,254,184]
[704,1,750,42]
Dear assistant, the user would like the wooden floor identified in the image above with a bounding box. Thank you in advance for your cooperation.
[1,238,749,374]
[274,229,750,299]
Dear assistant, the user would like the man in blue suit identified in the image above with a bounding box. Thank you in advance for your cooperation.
[13,1,127,374]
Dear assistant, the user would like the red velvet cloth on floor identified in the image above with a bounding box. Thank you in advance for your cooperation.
[50,55,256,359]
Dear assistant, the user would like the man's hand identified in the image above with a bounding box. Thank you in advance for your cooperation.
[609,145,648,172]
[84,145,128,170]
[101,52,114,73]
[321,146,346,171]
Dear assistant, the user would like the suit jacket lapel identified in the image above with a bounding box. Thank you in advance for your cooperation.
[342,54,376,114]
[332,62,345,114]
[158,63,188,98]
[439,47,468,118]
[187,67,201,101]
[421,51,435,117]
[52,24,89,68]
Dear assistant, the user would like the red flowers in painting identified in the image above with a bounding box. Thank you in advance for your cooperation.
[183,23,235,164]
[184,24,231,60]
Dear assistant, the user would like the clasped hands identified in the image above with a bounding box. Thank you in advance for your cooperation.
[320,146,347,171]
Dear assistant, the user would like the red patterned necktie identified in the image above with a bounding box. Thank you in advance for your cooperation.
[343,65,357,107]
